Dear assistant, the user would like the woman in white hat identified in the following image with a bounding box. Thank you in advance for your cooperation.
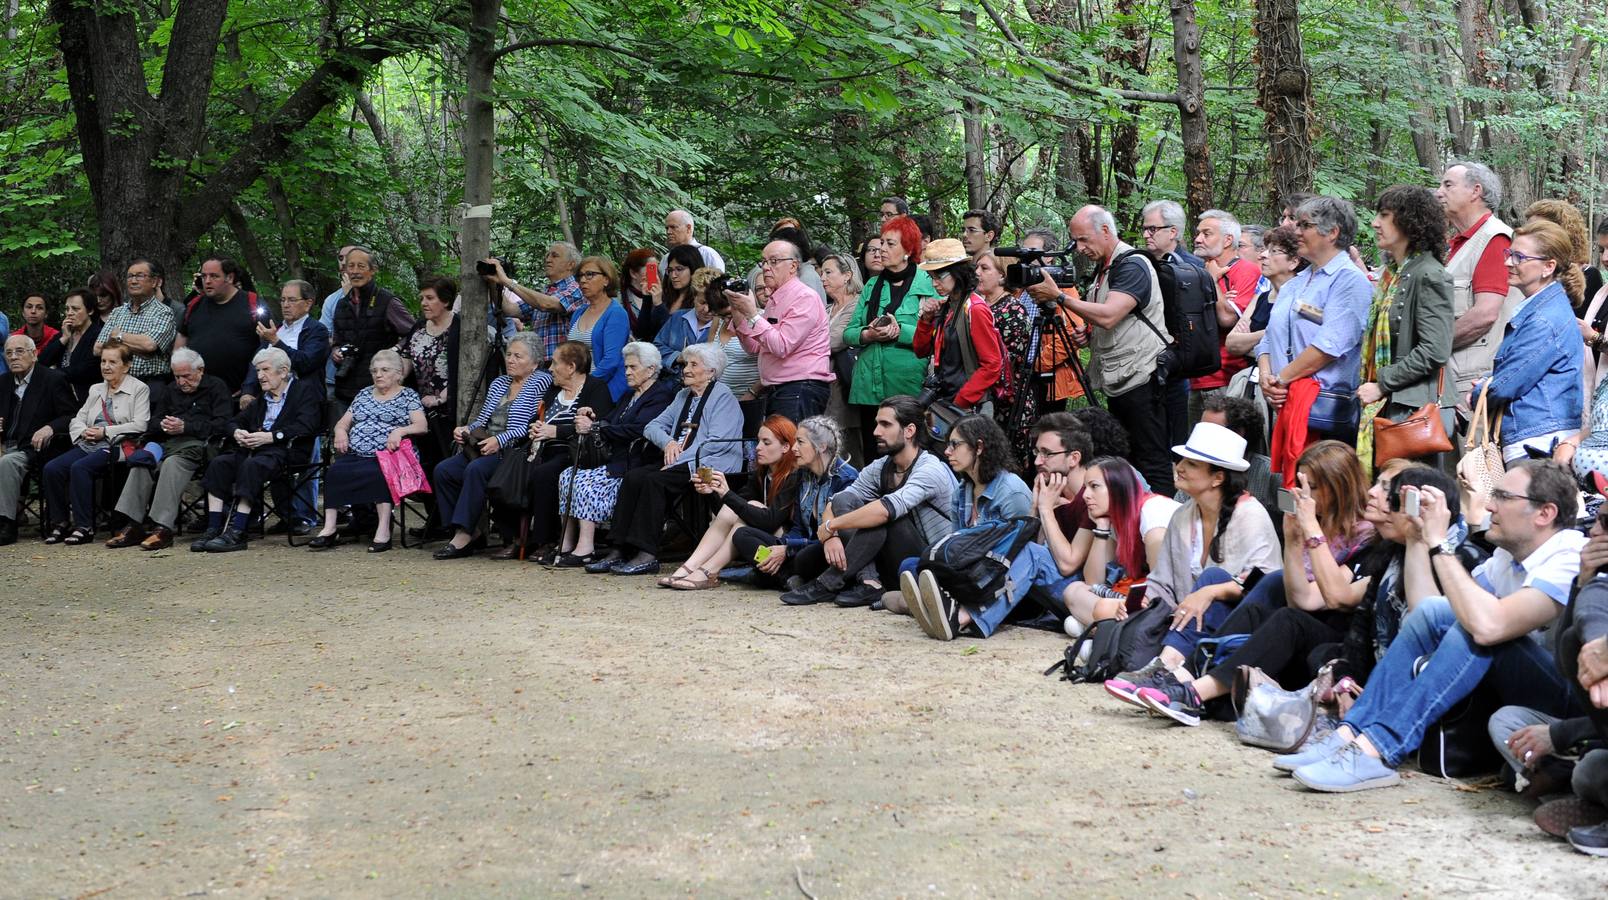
[1102,421,1281,719]
[912,238,1006,415]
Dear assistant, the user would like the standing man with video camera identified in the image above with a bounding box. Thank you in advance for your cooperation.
[1051,205,1172,493]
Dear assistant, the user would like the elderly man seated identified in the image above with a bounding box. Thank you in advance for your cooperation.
[0,334,78,545]
[103,348,233,550]
[191,347,322,553]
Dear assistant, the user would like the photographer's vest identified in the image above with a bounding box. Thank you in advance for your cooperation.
[1447,213,1524,396]
[1089,242,1167,397]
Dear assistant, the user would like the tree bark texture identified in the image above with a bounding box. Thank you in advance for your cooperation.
[1172,0,1213,221]
[455,0,498,425]
[1253,0,1313,214]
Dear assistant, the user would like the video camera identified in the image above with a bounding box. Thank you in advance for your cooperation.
[996,245,1078,293]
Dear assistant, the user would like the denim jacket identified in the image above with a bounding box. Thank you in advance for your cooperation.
[951,469,1033,529]
[1475,281,1584,444]
[784,458,860,552]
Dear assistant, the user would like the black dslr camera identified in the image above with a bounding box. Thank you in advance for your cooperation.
[706,275,748,316]
[996,245,1079,293]
[476,257,515,280]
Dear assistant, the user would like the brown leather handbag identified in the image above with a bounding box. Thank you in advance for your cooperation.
[1373,370,1453,465]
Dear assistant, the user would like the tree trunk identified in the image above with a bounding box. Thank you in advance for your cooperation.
[223,201,277,307]
[1394,0,1441,172]
[50,0,418,294]
[1107,0,1147,214]
[1253,0,1313,214]
[455,0,497,425]
[1172,0,1213,220]
[960,11,988,212]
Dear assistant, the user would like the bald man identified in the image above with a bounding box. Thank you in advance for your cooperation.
[660,209,726,273]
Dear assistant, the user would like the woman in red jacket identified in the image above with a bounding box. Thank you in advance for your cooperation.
[912,238,1005,416]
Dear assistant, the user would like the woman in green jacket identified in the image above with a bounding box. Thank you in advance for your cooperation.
[1354,185,1455,476]
[843,214,938,459]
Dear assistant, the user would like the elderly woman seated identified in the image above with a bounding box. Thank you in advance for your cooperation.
[504,340,616,562]
[552,341,678,565]
[42,339,150,544]
[583,342,744,575]
[191,347,322,553]
[432,332,551,559]
[306,349,427,552]
[656,414,799,590]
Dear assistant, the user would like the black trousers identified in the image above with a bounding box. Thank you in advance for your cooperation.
[203,446,301,508]
[1105,374,1174,495]
[524,444,573,547]
[1206,606,1351,690]
[817,505,927,588]
[610,464,692,555]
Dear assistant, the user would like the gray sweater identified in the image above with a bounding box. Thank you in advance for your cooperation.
[835,449,958,544]
[643,381,745,474]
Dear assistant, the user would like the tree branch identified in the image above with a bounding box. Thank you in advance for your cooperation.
[978,0,1179,105]
[490,35,917,86]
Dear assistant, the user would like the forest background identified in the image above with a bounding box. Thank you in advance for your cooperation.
[3,0,1604,319]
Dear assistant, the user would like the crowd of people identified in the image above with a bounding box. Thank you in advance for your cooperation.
[4,181,1608,856]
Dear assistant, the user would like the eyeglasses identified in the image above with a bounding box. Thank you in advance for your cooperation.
[1140,224,1175,236]
[1295,220,1318,231]
[1490,487,1539,504]
[124,272,152,281]
[945,438,969,450]
[1503,249,1548,264]
[1033,447,1072,459]
[3,348,31,357]
[760,257,798,268]
[577,271,605,279]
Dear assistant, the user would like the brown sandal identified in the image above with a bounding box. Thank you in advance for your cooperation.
[657,566,694,588]
[669,567,720,591]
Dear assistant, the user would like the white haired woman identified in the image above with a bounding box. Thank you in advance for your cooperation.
[551,342,678,565]
[191,346,323,552]
[308,349,428,552]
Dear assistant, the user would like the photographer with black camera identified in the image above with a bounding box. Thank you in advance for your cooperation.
[910,239,1004,442]
[1057,205,1174,494]
[724,239,835,425]
[330,247,414,405]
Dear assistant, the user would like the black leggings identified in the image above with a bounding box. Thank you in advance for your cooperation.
[818,511,927,589]
[1206,606,1351,690]
[730,525,829,587]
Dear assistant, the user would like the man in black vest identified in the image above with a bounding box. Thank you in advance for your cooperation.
[330,247,415,405]
[0,334,78,544]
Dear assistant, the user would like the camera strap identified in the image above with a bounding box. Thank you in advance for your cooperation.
[1111,250,1171,349]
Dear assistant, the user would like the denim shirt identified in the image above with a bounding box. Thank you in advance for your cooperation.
[784,458,860,551]
[951,469,1033,528]
[1256,252,1372,392]
[1474,281,1584,444]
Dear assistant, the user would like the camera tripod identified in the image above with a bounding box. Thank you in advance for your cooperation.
[1009,299,1099,438]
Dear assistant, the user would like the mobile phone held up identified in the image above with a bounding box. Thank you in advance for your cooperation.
[645,259,659,291]
[1403,487,1421,517]
[753,545,772,565]
[1277,488,1297,516]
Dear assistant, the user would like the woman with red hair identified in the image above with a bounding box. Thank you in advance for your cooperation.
[660,414,801,589]
[1059,457,1180,629]
[842,215,937,459]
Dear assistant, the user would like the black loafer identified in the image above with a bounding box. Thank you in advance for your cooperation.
[553,551,596,568]
[433,542,475,560]
[367,541,393,553]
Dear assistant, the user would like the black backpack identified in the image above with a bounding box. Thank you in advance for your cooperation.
[1113,249,1221,380]
[1043,603,1171,684]
[919,515,1041,608]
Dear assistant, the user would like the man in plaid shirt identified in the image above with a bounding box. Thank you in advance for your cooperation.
[97,258,177,381]
[487,242,585,363]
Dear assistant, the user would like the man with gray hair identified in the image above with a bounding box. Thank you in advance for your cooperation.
[1437,161,1523,402]
[1140,199,1206,269]
[104,348,234,550]
[1189,209,1264,424]
[661,209,726,272]
[330,246,413,403]
[488,241,587,361]
[1060,204,1174,493]
[97,257,177,381]
[0,334,77,545]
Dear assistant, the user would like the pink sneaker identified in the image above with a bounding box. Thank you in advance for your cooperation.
[1103,678,1148,708]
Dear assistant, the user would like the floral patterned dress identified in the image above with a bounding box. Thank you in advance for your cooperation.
[988,292,1036,466]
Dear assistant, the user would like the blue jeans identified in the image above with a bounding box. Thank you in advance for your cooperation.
[1345,596,1579,767]
[763,379,831,426]
[968,542,1081,637]
[43,446,115,528]
[1161,567,1237,658]
[292,436,321,525]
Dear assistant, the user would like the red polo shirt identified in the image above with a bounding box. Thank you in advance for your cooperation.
[1447,212,1512,299]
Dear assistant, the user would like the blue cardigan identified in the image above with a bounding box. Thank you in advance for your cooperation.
[571,300,630,400]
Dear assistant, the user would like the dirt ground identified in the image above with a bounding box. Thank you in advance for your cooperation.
[3,539,1602,898]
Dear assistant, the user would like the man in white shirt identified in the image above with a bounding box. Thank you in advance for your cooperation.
[660,209,725,273]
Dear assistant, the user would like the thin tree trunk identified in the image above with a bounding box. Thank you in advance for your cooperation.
[355,89,441,278]
[1254,0,1313,213]
[1172,0,1213,219]
[224,201,277,311]
[1395,0,1441,171]
[960,11,988,211]
[456,0,497,424]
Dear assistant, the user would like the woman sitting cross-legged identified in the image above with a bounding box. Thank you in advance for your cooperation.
[191,347,322,553]
[41,340,150,544]
[658,415,800,590]
[502,339,616,563]
[1096,421,1281,692]
[730,415,859,589]
[307,349,427,552]
[1054,457,1181,634]
[584,342,743,576]
[551,342,678,566]
[432,332,551,559]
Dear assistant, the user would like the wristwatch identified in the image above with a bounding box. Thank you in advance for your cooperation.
[1428,535,1459,558]
[1303,534,1328,551]
[748,312,764,328]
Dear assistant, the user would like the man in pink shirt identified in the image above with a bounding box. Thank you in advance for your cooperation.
[1189,209,1263,425]
[725,240,835,424]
